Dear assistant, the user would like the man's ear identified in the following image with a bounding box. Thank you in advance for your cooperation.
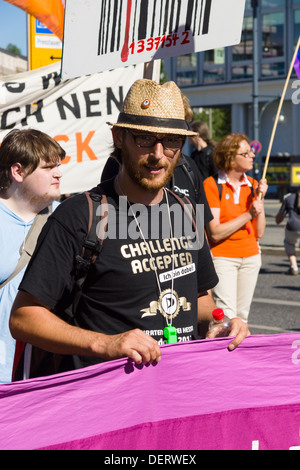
[112,126,124,148]
[10,163,25,183]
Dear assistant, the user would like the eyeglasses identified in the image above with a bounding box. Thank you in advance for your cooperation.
[125,130,186,151]
[237,150,255,158]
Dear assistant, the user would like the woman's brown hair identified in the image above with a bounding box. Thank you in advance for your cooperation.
[213,133,249,172]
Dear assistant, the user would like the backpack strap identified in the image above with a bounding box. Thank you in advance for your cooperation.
[212,173,223,200]
[0,205,52,290]
[69,187,108,317]
[180,155,199,200]
[212,173,255,200]
[74,187,108,280]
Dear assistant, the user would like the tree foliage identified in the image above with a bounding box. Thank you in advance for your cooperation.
[192,107,231,142]
[6,44,21,56]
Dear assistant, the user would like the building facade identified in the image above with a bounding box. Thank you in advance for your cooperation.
[164,0,300,187]
[0,48,27,76]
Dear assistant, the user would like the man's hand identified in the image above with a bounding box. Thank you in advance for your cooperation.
[99,329,162,365]
[227,318,250,350]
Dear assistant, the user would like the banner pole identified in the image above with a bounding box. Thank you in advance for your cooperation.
[143,60,161,81]
[259,35,300,198]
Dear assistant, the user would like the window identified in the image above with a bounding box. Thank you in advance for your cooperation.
[294,9,300,45]
[176,71,197,86]
[261,61,285,78]
[177,53,197,68]
[176,53,197,86]
[203,48,225,83]
[261,0,285,7]
[232,17,253,62]
[262,12,284,58]
[244,0,252,13]
[232,64,253,81]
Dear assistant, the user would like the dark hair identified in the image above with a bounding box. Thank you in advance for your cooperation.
[190,120,216,148]
[0,128,66,191]
[213,133,249,172]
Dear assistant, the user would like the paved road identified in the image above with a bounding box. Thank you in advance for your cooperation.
[234,199,300,335]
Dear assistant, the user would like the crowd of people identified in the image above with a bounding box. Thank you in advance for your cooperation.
[0,78,273,384]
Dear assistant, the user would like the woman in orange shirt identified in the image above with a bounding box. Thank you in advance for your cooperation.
[203,133,268,323]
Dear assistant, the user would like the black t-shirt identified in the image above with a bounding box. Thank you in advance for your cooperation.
[20,179,218,371]
[101,156,213,225]
[190,146,217,181]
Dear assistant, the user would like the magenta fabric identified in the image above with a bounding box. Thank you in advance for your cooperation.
[1,334,300,450]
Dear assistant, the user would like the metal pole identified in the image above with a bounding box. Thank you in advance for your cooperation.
[252,0,260,176]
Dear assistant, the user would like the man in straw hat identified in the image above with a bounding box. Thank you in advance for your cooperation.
[10,80,249,378]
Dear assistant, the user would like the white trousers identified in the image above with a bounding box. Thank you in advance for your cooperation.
[211,254,261,322]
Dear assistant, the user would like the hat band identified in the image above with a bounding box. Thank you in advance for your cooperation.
[117,113,189,130]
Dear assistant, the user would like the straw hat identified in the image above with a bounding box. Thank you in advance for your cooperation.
[107,79,196,136]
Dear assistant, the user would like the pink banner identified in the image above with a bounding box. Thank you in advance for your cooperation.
[1,334,300,450]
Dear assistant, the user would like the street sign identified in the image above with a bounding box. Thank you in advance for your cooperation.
[291,165,300,186]
[250,140,262,154]
[61,0,246,79]
[28,15,62,70]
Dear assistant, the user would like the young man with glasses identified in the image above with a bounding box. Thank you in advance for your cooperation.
[204,133,268,324]
[10,81,250,378]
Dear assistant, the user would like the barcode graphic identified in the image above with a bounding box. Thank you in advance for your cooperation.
[97,0,212,58]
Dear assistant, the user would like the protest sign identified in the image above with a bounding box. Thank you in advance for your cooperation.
[0,62,144,194]
[61,0,246,79]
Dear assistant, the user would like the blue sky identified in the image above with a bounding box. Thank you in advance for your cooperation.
[0,1,27,56]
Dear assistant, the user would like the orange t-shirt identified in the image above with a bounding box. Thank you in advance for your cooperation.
[203,174,260,258]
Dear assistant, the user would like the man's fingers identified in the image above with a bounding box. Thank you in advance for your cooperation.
[228,319,251,350]
[108,329,161,364]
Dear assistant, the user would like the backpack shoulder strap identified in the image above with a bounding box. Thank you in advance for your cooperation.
[62,186,108,321]
[212,173,223,200]
[180,155,199,199]
[212,174,255,200]
[165,187,198,235]
[74,186,108,280]
[0,205,52,290]
[246,175,255,197]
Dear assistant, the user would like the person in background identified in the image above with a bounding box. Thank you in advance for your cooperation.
[10,81,250,380]
[203,133,268,323]
[189,120,217,181]
[275,187,300,275]
[0,129,65,383]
